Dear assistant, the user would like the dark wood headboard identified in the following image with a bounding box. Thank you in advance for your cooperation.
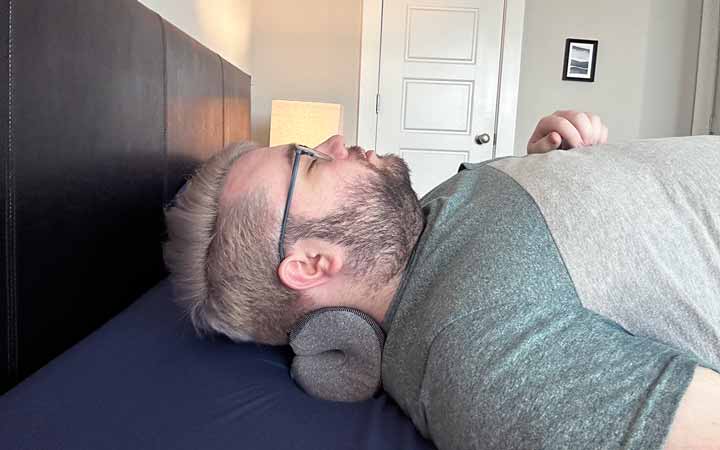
[0,0,251,393]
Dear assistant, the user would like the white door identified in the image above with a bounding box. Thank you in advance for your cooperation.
[376,0,504,196]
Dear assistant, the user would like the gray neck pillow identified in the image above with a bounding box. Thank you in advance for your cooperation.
[288,307,385,402]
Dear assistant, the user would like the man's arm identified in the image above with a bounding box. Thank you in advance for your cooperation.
[420,302,705,450]
[665,367,720,449]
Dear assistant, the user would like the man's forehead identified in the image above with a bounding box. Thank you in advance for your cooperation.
[221,145,290,204]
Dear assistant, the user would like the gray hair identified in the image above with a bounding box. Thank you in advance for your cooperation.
[163,142,305,345]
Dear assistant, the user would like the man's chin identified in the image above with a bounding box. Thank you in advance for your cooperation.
[379,154,413,186]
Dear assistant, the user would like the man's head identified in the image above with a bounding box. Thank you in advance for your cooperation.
[164,135,424,345]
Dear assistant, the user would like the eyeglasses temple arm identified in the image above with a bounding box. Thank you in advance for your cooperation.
[278,149,303,261]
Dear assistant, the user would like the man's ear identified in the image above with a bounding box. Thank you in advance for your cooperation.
[277,242,344,291]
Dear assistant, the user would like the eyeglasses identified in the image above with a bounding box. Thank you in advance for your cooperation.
[278,144,334,261]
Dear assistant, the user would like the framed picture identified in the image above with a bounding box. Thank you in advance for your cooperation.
[562,38,598,82]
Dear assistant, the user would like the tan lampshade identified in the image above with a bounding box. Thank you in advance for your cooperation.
[269,100,344,147]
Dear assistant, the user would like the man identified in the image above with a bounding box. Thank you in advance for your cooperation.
[164,111,720,449]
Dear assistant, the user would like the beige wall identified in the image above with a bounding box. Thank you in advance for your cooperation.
[515,0,702,154]
[137,0,253,74]
[716,59,720,134]
[137,1,704,148]
[713,3,720,135]
[250,0,362,146]
[639,0,702,138]
[715,79,720,134]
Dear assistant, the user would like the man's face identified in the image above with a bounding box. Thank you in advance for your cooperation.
[222,135,406,216]
[221,135,424,284]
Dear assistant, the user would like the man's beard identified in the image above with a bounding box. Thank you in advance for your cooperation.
[285,151,425,286]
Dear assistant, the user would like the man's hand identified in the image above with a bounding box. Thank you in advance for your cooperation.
[527,110,608,154]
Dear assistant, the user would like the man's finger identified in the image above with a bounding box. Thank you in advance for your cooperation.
[588,113,603,145]
[527,116,556,144]
[527,131,562,154]
[529,115,584,150]
[553,116,585,149]
[554,110,593,146]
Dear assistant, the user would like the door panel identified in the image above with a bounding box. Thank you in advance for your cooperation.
[406,7,478,63]
[402,79,474,133]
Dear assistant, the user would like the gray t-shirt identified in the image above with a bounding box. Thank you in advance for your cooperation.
[382,136,720,450]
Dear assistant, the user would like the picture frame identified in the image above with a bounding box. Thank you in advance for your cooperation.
[562,38,598,82]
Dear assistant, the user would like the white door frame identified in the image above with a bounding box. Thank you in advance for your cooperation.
[692,0,720,135]
[357,0,526,158]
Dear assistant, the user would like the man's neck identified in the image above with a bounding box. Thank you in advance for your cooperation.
[360,273,403,325]
[312,232,422,326]
[363,230,423,326]
[308,270,403,325]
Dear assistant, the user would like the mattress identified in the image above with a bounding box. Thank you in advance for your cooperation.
[0,279,434,450]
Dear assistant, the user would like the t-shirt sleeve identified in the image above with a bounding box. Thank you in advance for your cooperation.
[420,302,700,450]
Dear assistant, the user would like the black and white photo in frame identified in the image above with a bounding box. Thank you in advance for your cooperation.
[562,38,598,82]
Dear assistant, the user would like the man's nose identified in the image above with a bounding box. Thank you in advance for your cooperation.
[315,135,348,160]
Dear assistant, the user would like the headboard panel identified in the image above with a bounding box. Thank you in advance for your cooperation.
[0,0,251,393]
[222,59,252,150]
[0,0,9,395]
[164,19,223,203]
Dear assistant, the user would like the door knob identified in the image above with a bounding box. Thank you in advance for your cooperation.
[475,133,491,145]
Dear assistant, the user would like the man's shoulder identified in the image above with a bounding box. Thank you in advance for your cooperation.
[382,160,577,426]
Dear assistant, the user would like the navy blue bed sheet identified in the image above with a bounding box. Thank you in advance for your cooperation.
[0,279,435,450]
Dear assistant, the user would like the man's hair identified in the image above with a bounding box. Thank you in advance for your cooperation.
[163,142,305,345]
